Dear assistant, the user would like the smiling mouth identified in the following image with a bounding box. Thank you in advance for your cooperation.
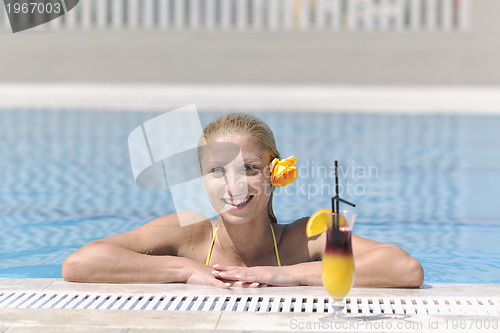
[221,195,253,207]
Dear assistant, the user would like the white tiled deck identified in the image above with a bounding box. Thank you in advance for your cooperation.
[0,279,499,332]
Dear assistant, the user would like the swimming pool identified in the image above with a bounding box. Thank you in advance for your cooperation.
[1,109,499,284]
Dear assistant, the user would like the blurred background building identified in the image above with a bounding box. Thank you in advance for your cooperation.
[0,0,471,32]
[0,0,499,87]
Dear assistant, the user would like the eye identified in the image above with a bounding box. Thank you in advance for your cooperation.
[211,167,226,176]
[245,164,256,171]
[244,164,260,174]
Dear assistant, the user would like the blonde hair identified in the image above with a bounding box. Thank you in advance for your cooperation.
[201,112,280,224]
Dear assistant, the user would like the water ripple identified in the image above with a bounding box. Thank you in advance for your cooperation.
[1,109,499,282]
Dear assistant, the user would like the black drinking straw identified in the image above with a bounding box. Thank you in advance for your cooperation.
[334,162,340,239]
[332,161,356,241]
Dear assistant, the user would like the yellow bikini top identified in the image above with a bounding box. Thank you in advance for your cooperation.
[205,223,282,266]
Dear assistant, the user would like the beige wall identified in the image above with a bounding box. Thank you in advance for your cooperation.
[471,0,500,33]
[0,0,499,85]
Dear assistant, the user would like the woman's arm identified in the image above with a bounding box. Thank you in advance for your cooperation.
[351,234,424,288]
[213,245,423,288]
[213,221,424,288]
[303,222,424,287]
[62,213,230,288]
[63,240,187,283]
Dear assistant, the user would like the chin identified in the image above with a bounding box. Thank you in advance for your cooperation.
[218,211,252,225]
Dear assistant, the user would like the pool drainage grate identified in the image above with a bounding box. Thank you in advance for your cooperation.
[0,291,498,315]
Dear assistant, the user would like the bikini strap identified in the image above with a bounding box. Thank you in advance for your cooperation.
[270,223,282,267]
[205,224,219,266]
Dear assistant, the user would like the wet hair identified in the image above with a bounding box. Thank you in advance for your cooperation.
[201,112,280,224]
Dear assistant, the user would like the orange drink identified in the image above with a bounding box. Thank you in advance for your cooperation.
[319,210,356,321]
[322,227,354,300]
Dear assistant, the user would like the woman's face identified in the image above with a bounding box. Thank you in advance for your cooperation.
[200,132,272,225]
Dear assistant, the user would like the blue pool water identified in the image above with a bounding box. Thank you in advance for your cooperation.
[1,109,499,283]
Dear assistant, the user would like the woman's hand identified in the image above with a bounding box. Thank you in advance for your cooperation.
[184,261,231,289]
[212,264,300,287]
[184,262,269,288]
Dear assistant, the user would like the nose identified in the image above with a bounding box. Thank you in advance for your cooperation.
[224,170,247,197]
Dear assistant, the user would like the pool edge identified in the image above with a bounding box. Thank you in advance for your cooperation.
[1,84,500,114]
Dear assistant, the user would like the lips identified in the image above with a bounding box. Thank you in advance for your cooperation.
[221,195,253,208]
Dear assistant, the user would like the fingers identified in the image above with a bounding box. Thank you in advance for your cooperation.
[214,277,268,288]
[227,281,267,288]
[212,264,236,271]
[244,282,268,288]
[186,274,231,289]
[211,270,236,280]
[211,265,270,287]
[217,271,239,280]
[210,278,232,289]
[212,269,245,281]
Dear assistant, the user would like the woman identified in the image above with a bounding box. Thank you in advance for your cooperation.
[62,112,424,288]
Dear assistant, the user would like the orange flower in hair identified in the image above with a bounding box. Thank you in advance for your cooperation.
[270,156,298,187]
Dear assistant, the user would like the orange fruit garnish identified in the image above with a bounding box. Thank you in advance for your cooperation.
[306,209,347,237]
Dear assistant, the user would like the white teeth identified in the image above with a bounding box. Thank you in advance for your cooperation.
[224,196,251,206]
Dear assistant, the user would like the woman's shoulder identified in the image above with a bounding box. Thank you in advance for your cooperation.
[278,217,313,247]
[151,211,215,234]
[280,217,308,236]
[96,211,214,256]
[134,211,215,248]
[279,217,325,262]
[140,211,215,256]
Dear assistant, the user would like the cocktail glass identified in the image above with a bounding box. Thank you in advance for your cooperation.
[320,210,356,322]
